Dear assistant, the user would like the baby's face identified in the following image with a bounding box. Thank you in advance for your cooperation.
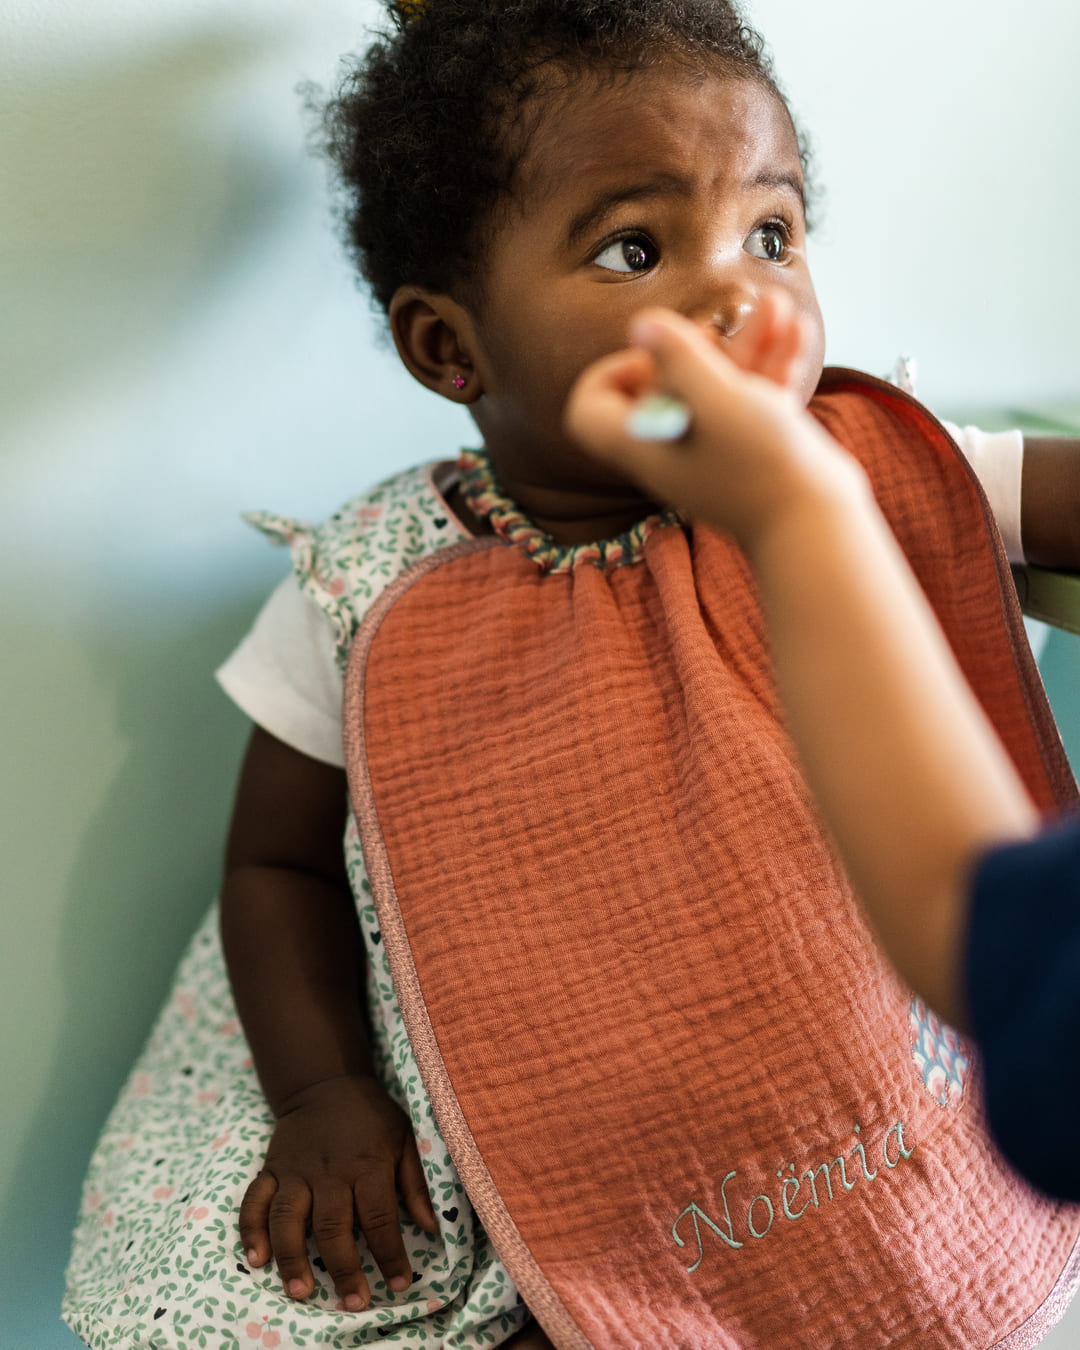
[466,64,826,497]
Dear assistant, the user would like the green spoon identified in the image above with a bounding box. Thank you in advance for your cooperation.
[626,392,692,442]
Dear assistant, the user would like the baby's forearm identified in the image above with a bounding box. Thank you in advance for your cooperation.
[219,726,369,1116]
[749,471,1038,1027]
[221,864,373,1115]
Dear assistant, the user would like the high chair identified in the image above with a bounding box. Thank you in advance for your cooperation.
[1015,565,1080,636]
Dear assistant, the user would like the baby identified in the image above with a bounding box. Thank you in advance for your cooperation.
[64,3,1080,1348]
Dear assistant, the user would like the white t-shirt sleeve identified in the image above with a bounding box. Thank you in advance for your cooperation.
[940,421,1025,564]
[216,575,345,767]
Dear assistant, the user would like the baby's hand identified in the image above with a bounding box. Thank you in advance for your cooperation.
[565,296,861,547]
[239,1074,438,1310]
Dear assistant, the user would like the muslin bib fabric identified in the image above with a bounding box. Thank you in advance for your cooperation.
[64,373,1080,1350]
[342,372,1080,1349]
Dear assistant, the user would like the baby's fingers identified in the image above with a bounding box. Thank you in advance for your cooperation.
[311,1185,372,1312]
[725,290,806,390]
[354,1168,415,1295]
[268,1178,316,1300]
[564,348,662,465]
[398,1139,439,1235]
[239,1170,277,1269]
[627,309,744,405]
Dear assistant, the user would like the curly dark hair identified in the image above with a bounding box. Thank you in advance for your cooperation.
[315,0,813,315]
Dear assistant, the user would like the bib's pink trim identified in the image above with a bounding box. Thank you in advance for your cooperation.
[343,536,593,1350]
[992,1235,1080,1347]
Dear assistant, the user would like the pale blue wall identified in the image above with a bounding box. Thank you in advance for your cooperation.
[749,0,1080,412]
[3,2,1078,1346]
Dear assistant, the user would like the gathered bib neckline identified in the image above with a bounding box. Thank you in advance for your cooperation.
[456,447,680,576]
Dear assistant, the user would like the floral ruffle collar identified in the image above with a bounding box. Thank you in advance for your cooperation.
[456,448,680,576]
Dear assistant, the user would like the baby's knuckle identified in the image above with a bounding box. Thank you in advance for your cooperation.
[312,1213,354,1243]
[359,1207,399,1238]
[268,1191,308,1224]
[346,1164,381,1192]
[326,1253,363,1284]
[239,1187,270,1221]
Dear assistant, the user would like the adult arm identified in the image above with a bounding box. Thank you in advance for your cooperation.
[739,442,1038,1028]
[565,302,1039,1029]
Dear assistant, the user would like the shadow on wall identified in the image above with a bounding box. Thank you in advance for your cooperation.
[0,24,299,437]
[0,596,263,1341]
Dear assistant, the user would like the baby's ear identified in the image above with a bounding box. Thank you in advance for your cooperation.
[389,286,482,403]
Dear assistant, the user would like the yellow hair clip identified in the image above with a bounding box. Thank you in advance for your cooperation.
[397,0,427,19]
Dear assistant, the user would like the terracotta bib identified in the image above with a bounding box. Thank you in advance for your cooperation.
[344,372,1080,1349]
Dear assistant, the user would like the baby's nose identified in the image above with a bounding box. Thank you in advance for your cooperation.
[711,295,755,340]
[689,290,755,345]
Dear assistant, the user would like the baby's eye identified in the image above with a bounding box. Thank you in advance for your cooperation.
[594,235,658,274]
[744,223,790,263]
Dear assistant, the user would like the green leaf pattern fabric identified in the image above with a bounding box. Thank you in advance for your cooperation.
[63,465,528,1349]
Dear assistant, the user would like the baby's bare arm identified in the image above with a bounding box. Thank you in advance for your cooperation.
[222,728,365,1117]
[221,728,436,1308]
[1021,436,1080,568]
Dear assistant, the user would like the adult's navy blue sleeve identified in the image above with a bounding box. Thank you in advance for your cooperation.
[965,816,1080,1202]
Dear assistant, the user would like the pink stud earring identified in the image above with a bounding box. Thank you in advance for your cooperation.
[451,374,467,390]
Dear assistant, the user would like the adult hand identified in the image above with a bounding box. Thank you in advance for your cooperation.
[565,295,862,547]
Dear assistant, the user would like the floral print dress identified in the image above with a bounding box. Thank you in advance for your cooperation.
[63,461,530,1350]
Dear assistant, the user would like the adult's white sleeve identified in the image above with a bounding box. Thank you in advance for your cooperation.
[940,421,1025,564]
[215,576,345,767]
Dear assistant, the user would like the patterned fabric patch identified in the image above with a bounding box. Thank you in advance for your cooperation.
[909,996,970,1109]
[63,465,529,1349]
[246,461,471,673]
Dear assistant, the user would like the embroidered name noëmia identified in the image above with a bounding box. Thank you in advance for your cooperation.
[673,1120,915,1271]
